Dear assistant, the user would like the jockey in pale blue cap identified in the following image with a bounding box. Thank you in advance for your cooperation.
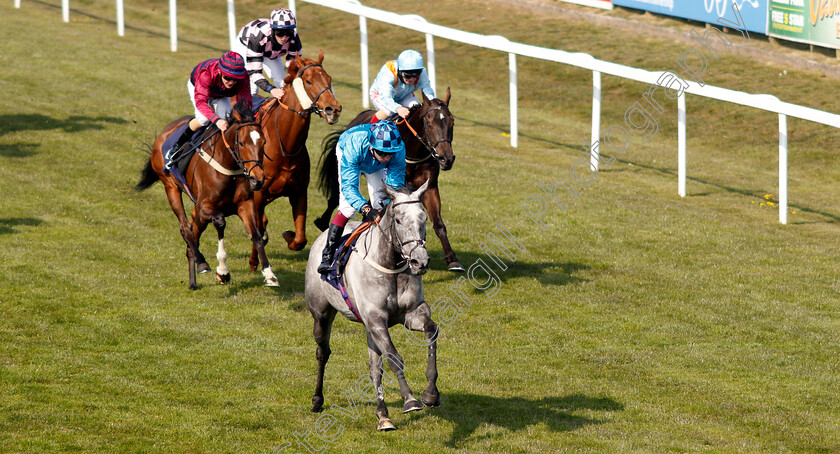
[369,49,435,123]
[318,121,407,274]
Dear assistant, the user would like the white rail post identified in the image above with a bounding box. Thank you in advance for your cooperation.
[360,15,370,108]
[15,0,20,8]
[227,0,236,51]
[779,114,788,224]
[62,0,69,22]
[509,52,517,148]
[426,33,436,95]
[289,0,296,17]
[678,91,686,197]
[116,0,124,36]
[169,0,177,52]
[590,70,601,170]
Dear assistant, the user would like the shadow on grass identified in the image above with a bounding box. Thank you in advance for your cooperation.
[0,143,39,158]
[408,392,623,447]
[0,217,44,234]
[425,250,590,287]
[619,158,840,223]
[0,114,127,135]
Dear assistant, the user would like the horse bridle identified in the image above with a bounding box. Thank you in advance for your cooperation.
[403,105,454,165]
[262,62,335,158]
[273,62,334,119]
[220,121,265,184]
[386,200,426,263]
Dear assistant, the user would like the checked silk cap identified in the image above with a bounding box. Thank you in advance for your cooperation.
[270,8,297,29]
[369,121,404,154]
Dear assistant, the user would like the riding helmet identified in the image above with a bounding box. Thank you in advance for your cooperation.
[396,49,424,71]
[219,51,247,79]
[369,121,405,154]
[270,8,297,29]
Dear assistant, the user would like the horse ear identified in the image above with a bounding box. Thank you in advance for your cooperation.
[318,49,324,64]
[443,87,451,106]
[421,91,430,104]
[411,180,430,199]
[285,58,298,80]
[383,185,399,201]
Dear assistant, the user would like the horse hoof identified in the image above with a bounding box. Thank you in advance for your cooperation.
[197,262,211,274]
[447,262,465,272]
[264,276,280,287]
[312,396,324,413]
[377,419,397,431]
[283,230,307,251]
[402,399,423,413]
[216,273,231,284]
[313,218,329,232]
[189,283,198,291]
[421,392,441,408]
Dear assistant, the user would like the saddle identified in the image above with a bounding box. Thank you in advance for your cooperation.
[320,222,375,324]
[162,122,212,203]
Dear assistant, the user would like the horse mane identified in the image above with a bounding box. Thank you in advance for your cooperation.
[231,98,256,124]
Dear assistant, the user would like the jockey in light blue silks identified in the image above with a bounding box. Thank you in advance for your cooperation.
[318,121,407,274]
[369,49,435,123]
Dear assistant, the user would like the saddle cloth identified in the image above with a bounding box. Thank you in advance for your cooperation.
[319,232,358,291]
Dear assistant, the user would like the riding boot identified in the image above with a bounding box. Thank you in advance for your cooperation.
[317,223,344,274]
[166,126,197,171]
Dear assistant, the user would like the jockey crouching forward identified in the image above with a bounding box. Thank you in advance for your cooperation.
[317,121,407,274]
[369,49,434,123]
[166,51,252,170]
[233,8,303,100]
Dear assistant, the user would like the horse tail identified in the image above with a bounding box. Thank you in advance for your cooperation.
[317,128,344,199]
[135,154,159,191]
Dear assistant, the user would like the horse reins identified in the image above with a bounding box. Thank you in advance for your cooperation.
[397,106,453,165]
[261,62,335,158]
[266,63,333,118]
[200,121,264,182]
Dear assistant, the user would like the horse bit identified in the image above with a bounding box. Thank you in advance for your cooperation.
[403,106,453,165]
[219,121,264,183]
[387,200,426,264]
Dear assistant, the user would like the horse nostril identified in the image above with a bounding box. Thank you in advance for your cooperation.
[324,106,334,114]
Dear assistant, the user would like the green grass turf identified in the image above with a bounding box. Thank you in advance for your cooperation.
[1,0,840,452]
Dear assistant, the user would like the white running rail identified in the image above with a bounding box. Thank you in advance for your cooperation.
[288,0,840,225]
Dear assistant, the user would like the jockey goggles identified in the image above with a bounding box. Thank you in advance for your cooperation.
[400,70,421,79]
[372,147,396,157]
[274,28,294,38]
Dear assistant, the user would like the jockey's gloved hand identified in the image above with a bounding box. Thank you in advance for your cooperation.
[360,204,380,224]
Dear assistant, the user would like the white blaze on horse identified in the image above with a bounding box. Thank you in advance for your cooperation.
[304,181,441,431]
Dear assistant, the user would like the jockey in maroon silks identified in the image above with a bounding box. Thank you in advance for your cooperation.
[167,51,252,166]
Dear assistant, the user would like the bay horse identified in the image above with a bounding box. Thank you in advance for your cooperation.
[136,99,275,290]
[314,89,462,271]
[305,181,440,431]
[248,50,341,272]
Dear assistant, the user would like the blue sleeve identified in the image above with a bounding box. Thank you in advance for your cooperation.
[385,150,406,188]
[338,137,369,212]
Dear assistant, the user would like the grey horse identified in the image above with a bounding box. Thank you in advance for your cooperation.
[305,181,441,431]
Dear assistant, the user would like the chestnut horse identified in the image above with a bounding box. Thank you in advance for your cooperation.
[136,99,274,290]
[314,89,462,271]
[248,50,341,272]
